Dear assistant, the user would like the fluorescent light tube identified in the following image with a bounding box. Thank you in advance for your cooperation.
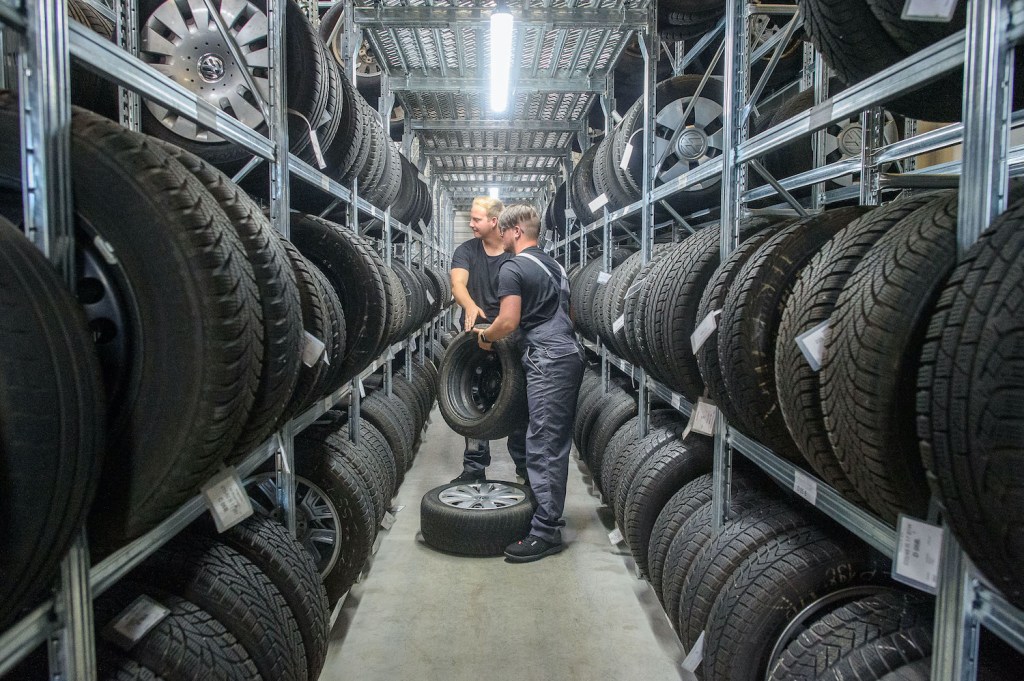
[489,5,513,112]
[489,187,501,199]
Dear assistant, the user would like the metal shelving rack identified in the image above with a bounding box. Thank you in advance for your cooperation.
[558,1,1024,679]
[0,0,452,675]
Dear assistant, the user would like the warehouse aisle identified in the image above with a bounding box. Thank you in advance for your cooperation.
[318,406,687,681]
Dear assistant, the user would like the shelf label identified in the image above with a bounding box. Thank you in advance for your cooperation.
[682,398,717,438]
[588,193,609,213]
[358,379,366,398]
[793,470,819,505]
[608,527,624,545]
[597,271,612,285]
[201,467,253,533]
[625,277,646,299]
[302,331,326,367]
[426,290,435,305]
[681,630,705,672]
[620,142,634,170]
[410,337,418,353]
[670,394,683,411]
[690,310,721,354]
[893,515,943,593]
[613,315,626,333]
[902,0,958,21]
[105,595,170,649]
[796,321,830,372]
[381,511,397,531]
[308,128,327,169]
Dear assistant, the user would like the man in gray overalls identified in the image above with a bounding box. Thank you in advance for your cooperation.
[475,204,585,563]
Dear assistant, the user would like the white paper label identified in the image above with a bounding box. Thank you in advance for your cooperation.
[381,511,396,531]
[410,338,418,353]
[625,277,646,299]
[671,394,684,411]
[201,467,253,533]
[107,596,170,648]
[690,310,721,354]
[308,128,327,169]
[796,321,830,372]
[426,290,435,305]
[358,379,366,398]
[597,271,612,285]
[320,173,331,191]
[588,193,609,213]
[793,470,819,505]
[608,527,624,545]
[302,331,326,367]
[391,504,406,514]
[902,0,958,21]
[683,398,717,438]
[681,630,705,672]
[613,315,626,333]
[620,142,634,170]
[564,208,576,220]
[893,515,944,592]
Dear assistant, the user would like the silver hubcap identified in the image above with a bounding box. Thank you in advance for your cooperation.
[653,94,725,191]
[675,128,709,161]
[826,114,900,186]
[439,482,527,510]
[141,0,270,142]
[836,123,864,157]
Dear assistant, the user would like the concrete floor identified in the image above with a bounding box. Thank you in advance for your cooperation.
[318,407,688,681]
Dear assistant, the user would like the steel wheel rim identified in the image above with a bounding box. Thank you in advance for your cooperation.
[245,473,341,578]
[141,0,270,142]
[439,482,527,510]
[463,350,503,414]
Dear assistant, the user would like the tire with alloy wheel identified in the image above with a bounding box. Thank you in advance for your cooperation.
[420,481,535,556]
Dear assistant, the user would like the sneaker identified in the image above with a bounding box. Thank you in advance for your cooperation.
[450,470,485,484]
[504,535,564,563]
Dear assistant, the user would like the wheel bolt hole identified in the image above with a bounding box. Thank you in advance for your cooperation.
[89,318,119,345]
[77,276,106,305]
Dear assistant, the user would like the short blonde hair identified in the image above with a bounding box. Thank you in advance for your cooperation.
[498,204,540,240]
[471,196,504,220]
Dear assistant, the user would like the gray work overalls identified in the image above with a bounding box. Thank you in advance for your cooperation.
[515,252,586,543]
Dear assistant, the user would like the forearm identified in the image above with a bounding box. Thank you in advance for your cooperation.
[452,281,477,312]
[484,315,517,342]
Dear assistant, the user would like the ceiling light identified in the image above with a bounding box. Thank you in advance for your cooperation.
[489,187,501,199]
[489,2,514,113]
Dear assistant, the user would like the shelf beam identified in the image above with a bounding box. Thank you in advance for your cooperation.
[350,5,648,30]
[388,74,605,94]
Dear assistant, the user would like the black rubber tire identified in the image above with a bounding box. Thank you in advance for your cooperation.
[598,246,672,360]
[197,514,330,681]
[276,241,330,423]
[569,138,604,225]
[93,584,260,681]
[290,213,391,382]
[437,330,528,440]
[777,193,952,503]
[696,222,790,427]
[392,373,429,432]
[592,409,681,496]
[0,104,263,547]
[292,431,377,601]
[579,384,630,464]
[865,0,966,55]
[420,481,535,556]
[626,254,675,382]
[621,248,672,367]
[647,473,715,605]
[607,419,689,527]
[817,627,933,681]
[97,647,162,681]
[877,659,930,681]
[703,526,890,681]
[307,262,348,397]
[767,590,934,681]
[154,141,304,459]
[719,206,870,459]
[292,51,344,209]
[361,392,414,484]
[0,217,104,631]
[573,372,606,460]
[141,535,306,681]
[822,193,960,524]
[917,193,1024,608]
[586,391,639,480]
[678,499,816,650]
[623,436,714,577]
[67,0,118,120]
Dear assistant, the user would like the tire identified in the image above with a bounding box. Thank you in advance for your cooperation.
[719,206,870,459]
[768,590,934,681]
[822,193,959,524]
[817,627,933,681]
[154,141,304,459]
[777,193,951,503]
[623,436,714,577]
[97,648,161,681]
[392,373,428,431]
[277,241,330,422]
[703,526,889,681]
[696,223,789,427]
[606,418,689,526]
[437,330,528,440]
[865,0,966,55]
[93,584,260,681]
[361,392,414,483]
[307,262,347,396]
[626,254,675,381]
[290,213,390,382]
[420,481,535,556]
[0,217,104,630]
[621,248,672,367]
[573,372,607,460]
[593,409,681,496]
[586,391,639,480]
[579,384,630,464]
[678,500,815,649]
[598,246,671,359]
[569,138,604,225]
[67,0,118,120]
[647,473,715,605]
[0,104,263,547]
[141,535,307,681]
[917,193,1024,608]
[196,514,330,681]
[877,659,930,681]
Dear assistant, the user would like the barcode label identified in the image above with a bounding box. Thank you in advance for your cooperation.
[793,471,818,505]
[201,468,253,532]
[893,515,943,592]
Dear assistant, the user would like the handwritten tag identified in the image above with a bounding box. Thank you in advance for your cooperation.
[201,467,253,532]
[105,596,170,650]
[588,193,609,213]
[381,511,396,531]
[893,515,943,592]
[796,321,830,371]
[690,310,721,354]
[793,470,818,505]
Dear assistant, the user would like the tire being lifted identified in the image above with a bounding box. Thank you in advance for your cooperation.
[437,330,528,440]
[420,481,534,556]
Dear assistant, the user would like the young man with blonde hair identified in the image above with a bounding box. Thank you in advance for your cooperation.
[475,204,585,562]
[449,196,527,484]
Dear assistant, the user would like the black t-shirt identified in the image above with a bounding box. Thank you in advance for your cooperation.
[451,238,512,325]
[496,246,566,332]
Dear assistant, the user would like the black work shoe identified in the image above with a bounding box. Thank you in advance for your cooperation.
[504,535,564,563]
[450,471,485,484]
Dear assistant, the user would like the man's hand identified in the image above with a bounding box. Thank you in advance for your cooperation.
[473,328,494,352]
[464,305,488,331]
